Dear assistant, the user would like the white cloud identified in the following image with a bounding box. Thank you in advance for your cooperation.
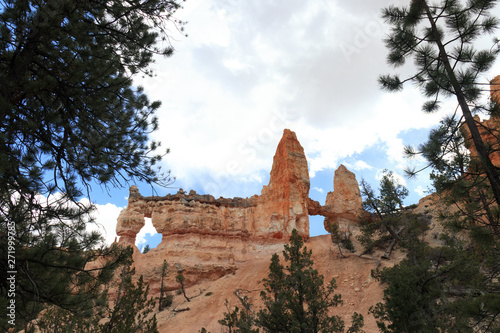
[344,160,373,171]
[135,218,160,248]
[131,0,500,201]
[87,201,123,245]
[414,185,427,197]
[313,187,324,193]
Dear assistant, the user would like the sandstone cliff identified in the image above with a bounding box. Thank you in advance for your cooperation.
[114,129,367,316]
[111,77,500,332]
[462,75,500,167]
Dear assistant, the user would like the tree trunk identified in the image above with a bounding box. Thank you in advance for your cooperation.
[382,238,397,260]
[421,0,500,206]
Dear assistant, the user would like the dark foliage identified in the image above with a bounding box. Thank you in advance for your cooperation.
[380,0,500,205]
[0,0,183,330]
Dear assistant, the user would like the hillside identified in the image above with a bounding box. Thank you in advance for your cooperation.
[142,234,392,333]
[115,128,441,332]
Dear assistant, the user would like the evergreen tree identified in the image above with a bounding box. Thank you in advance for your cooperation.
[158,260,173,311]
[329,222,347,258]
[366,142,500,331]
[328,222,354,258]
[370,231,499,332]
[0,0,183,330]
[217,300,259,333]
[422,116,499,229]
[176,271,190,302]
[379,0,500,205]
[375,1,500,328]
[37,265,159,333]
[358,171,427,260]
[257,229,364,333]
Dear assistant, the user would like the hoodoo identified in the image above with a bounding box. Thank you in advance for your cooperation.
[114,129,366,326]
[116,129,362,251]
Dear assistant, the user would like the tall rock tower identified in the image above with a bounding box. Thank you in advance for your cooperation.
[257,129,311,239]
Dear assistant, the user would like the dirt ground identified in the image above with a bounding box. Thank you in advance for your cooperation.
[153,234,393,333]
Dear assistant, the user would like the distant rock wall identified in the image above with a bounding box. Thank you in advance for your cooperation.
[463,75,500,167]
[116,130,363,247]
[115,129,363,288]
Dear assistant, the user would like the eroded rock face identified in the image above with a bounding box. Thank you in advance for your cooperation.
[257,129,310,239]
[115,207,145,244]
[326,165,362,214]
[115,129,363,287]
[323,165,363,231]
[463,75,500,167]
[116,129,311,244]
[116,130,364,248]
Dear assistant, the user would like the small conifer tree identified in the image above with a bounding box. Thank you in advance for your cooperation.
[258,229,364,333]
[38,263,158,333]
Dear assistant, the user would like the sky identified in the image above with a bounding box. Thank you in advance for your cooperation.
[86,0,500,251]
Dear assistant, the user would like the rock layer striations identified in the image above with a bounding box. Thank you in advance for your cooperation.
[115,129,363,288]
[116,129,318,245]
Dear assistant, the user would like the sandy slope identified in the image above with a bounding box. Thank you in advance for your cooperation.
[153,234,389,333]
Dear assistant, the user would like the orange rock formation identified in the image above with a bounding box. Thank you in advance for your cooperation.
[463,75,500,166]
[115,129,363,286]
[116,129,363,248]
[114,129,371,331]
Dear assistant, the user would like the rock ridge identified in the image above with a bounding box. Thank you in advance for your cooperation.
[116,129,363,247]
[115,129,364,290]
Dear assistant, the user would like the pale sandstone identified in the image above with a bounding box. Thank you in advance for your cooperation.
[323,164,363,232]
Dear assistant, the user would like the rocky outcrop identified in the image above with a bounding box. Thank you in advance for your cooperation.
[256,129,310,239]
[323,165,363,231]
[116,129,312,246]
[116,130,363,247]
[463,75,500,167]
[115,129,363,289]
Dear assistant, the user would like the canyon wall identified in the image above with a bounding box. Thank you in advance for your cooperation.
[116,129,363,249]
[115,129,363,289]
[463,75,500,166]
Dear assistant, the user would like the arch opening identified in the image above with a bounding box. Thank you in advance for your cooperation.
[309,215,327,237]
[136,217,162,253]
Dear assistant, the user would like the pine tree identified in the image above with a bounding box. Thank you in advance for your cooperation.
[176,271,190,302]
[37,265,159,333]
[370,231,499,332]
[328,222,355,258]
[358,171,427,260]
[159,260,173,311]
[375,1,500,328]
[257,229,364,333]
[379,0,500,205]
[367,141,500,331]
[0,0,183,330]
[217,300,259,333]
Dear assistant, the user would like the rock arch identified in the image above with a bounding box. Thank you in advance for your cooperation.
[116,129,363,252]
